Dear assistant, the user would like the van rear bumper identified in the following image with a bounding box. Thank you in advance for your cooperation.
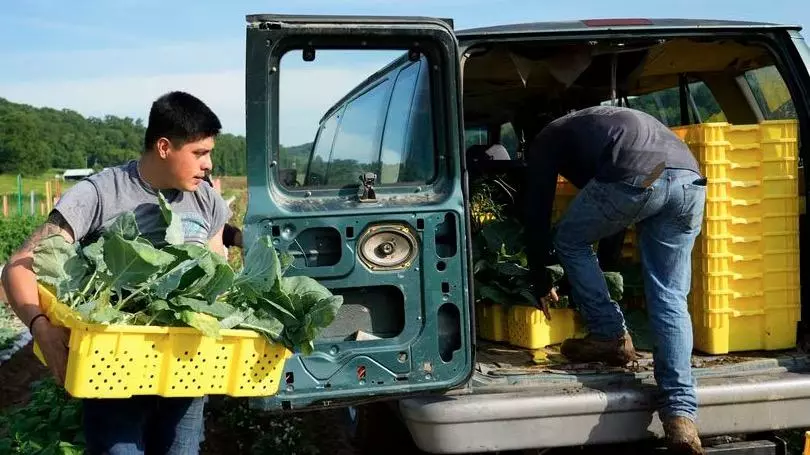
[399,371,810,453]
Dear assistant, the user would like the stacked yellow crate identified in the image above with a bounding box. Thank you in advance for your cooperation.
[672,121,801,354]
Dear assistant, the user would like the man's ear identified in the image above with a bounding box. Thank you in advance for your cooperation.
[156,137,172,159]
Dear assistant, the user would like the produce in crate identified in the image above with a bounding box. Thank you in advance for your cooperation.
[33,192,342,356]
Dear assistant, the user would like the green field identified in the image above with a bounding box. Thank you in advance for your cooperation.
[0,172,76,217]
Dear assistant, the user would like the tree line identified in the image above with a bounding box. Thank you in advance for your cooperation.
[0,97,312,177]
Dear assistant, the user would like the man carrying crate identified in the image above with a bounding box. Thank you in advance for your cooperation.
[1,91,231,454]
[524,105,707,455]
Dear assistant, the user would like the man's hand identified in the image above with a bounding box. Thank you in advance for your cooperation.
[537,287,559,321]
[32,318,70,385]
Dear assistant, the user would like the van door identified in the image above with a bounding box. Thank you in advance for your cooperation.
[243,14,472,410]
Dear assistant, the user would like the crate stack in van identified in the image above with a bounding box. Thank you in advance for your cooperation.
[674,120,801,354]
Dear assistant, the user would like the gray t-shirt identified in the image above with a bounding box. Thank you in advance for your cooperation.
[55,160,231,247]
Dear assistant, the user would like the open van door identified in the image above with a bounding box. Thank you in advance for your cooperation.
[243,14,472,410]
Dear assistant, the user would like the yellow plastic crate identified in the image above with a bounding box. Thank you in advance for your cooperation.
[476,301,508,342]
[673,121,801,354]
[33,285,291,399]
[507,306,578,350]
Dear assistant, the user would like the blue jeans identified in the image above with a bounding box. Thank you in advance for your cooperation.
[83,396,205,455]
[553,168,706,420]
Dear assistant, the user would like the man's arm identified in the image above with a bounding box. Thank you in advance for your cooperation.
[523,134,561,298]
[1,211,75,385]
[2,211,75,327]
[208,226,227,259]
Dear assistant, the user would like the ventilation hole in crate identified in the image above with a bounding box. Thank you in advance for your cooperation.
[145,354,149,359]
[115,357,119,362]
[150,375,155,379]
[124,387,128,391]
[103,379,108,383]
[95,386,99,391]
[112,372,116,376]
[118,379,122,383]
[92,364,96,368]
[101,357,105,362]
[198,386,202,390]
[89,379,93,383]
[152,344,156,349]
[129,358,133,362]
[221,346,226,351]
[97,372,102,376]
[179,379,183,383]
[140,385,143,389]
[172,386,176,390]
[109,350,113,355]
[121,364,125,369]
[95,350,99,354]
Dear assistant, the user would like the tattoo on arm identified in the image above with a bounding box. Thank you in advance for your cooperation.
[18,211,76,254]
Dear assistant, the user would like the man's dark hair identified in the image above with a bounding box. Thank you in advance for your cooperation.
[144,91,222,152]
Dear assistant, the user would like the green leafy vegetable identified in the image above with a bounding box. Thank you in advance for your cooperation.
[470,200,624,310]
[32,193,343,354]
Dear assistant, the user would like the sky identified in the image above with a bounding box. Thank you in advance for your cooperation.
[1,0,808,145]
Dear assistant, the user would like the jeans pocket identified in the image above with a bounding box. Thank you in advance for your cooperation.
[585,179,651,224]
[678,181,707,231]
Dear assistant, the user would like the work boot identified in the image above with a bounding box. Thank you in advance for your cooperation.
[663,416,705,455]
[559,332,636,366]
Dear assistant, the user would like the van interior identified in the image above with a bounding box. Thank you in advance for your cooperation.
[461,35,806,383]
[273,31,806,393]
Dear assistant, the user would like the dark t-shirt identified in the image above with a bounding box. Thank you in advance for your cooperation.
[524,106,701,294]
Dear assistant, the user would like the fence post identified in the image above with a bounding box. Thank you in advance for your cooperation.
[2,195,8,217]
[45,181,52,213]
[17,174,22,216]
[30,190,35,216]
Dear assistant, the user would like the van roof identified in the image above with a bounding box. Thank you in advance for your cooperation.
[456,18,801,38]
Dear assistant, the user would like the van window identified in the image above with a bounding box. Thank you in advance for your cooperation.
[305,109,342,187]
[500,123,518,158]
[618,81,726,127]
[322,79,392,187]
[398,59,435,183]
[465,126,488,150]
[742,65,797,120]
[377,57,436,185]
[279,49,441,190]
